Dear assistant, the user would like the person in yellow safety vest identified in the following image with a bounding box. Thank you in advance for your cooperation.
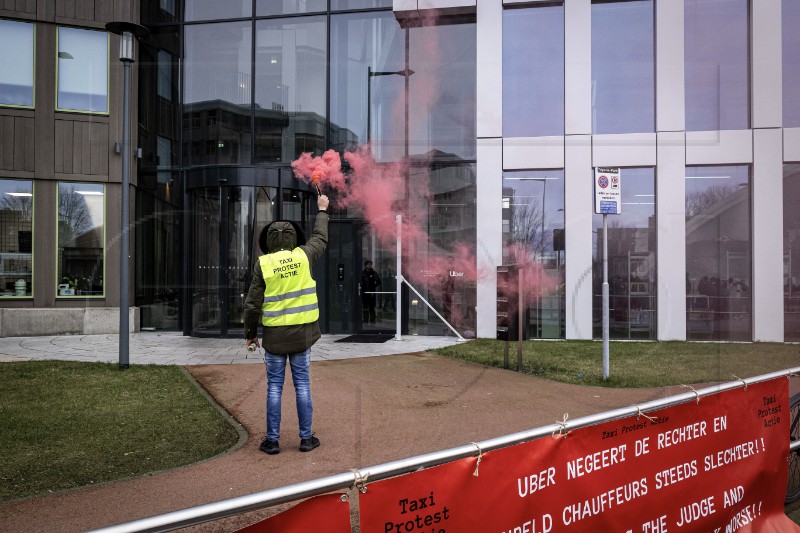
[244,194,330,455]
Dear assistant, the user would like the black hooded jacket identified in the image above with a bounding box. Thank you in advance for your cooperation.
[244,212,329,354]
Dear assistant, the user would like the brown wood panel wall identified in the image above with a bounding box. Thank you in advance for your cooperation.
[1,0,35,14]
[54,119,109,175]
[0,115,35,172]
[54,0,113,22]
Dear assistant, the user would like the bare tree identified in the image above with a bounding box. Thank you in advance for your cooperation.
[58,186,93,244]
[510,199,546,257]
[685,184,739,217]
[0,193,33,221]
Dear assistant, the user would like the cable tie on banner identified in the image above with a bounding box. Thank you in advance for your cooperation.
[732,374,747,391]
[351,469,369,494]
[635,405,656,422]
[552,413,569,439]
[340,493,350,502]
[470,442,483,477]
[681,384,700,405]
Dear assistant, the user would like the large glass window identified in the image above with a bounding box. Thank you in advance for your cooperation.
[330,11,402,152]
[784,0,800,127]
[592,168,656,339]
[591,1,654,134]
[785,164,800,341]
[685,165,751,341]
[254,16,327,163]
[57,27,109,113]
[0,20,34,108]
[684,0,749,131]
[57,183,105,297]
[0,180,33,298]
[409,22,476,161]
[185,0,251,21]
[184,21,252,166]
[502,170,566,339]
[503,5,564,138]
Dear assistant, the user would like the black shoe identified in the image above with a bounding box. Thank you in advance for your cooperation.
[259,438,279,455]
[299,435,320,452]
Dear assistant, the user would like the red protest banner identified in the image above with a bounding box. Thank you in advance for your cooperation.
[359,377,797,533]
[234,493,350,532]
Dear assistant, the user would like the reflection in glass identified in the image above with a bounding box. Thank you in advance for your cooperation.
[57,183,104,297]
[257,0,326,16]
[136,172,181,330]
[157,50,173,101]
[57,28,108,113]
[191,185,293,335]
[685,0,749,131]
[228,187,275,333]
[592,168,656,339]
[785,164,800,340]
[784,0,800,127]
[685,166,751,341]
[409,22,476,161]
[254,17,327,163]
[191,188,220,333]
[591,1,654,134]
[185,0,250,21]
[418,162,477,337]
[0,20,34,107]
[0,180,33,297]
[502,170,565,339]
[503,5,564,138]
[332,0,392,9]
[184,22,252,166]
[330,12,402,153]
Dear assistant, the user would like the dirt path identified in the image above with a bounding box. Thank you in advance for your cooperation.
[0,353,690,532]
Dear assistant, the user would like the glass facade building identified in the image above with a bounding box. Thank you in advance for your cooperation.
[136,1,477,337]
[0,0,797,345]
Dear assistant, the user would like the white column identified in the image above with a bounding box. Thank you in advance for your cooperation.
[565,135,593,339]
[475,0,504,339]
[477,0,502,138]
[656,131,687,340]
[476,139,504,338]
[656,0,684,132]
[752,0,782,129]
[564,0,591,136]
[752,128,784,341]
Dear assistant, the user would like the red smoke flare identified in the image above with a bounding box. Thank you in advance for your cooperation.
[290,149,347,194]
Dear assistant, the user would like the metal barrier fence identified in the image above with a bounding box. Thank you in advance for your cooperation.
[88,366,800,533]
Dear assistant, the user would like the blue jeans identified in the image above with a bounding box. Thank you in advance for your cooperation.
[264,348,313,441]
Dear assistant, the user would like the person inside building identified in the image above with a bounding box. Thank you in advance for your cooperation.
[244,194,330,455]
[361,259,381,323]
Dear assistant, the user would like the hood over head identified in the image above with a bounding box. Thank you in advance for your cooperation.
[259,220,307,254]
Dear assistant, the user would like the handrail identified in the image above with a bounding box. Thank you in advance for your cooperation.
[87,366,800,533]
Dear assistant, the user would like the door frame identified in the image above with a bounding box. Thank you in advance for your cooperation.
[323,219,399,335]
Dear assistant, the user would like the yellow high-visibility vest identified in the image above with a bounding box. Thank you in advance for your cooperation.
[259,248,319,326]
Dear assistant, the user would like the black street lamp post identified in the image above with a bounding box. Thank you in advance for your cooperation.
[105,21,148,369]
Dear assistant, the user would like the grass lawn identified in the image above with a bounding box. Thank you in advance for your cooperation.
[430,339,800,387]
[0,361,240,502]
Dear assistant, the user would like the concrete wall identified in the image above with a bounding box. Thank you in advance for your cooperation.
[0,307,139,337]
